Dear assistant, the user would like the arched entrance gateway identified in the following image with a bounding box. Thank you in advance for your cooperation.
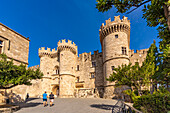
[52,85,59,96]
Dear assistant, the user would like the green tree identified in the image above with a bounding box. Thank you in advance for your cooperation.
[0,54,43,89]
[140,40,159,93]
[108,62,145,95]
[108,41,159,95]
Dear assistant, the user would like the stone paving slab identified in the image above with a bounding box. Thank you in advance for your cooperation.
[14,98,119,113]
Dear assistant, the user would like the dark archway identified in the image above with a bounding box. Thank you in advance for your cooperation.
[52,85,59,96]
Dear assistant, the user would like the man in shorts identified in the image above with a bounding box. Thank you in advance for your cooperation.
[42,91,48,107]
[49,92,54,107]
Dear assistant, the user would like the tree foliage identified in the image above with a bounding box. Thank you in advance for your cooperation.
[133,90,170,113]
[0,54,43,89]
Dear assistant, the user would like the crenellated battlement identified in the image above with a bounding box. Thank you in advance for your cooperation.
[57,39,78,55]
[129,48,149,57]
[78,52,91,61]
[100,16,130,29]
[99,16,130,46]
[38,47,57,58]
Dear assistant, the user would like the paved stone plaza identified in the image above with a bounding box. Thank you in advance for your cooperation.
[15,98,119,113]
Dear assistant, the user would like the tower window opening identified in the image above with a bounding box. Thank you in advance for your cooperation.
[122,47,127,55]
[92,62,96,67]
[77,77,79,82]
[91,73,95,78]
[56,69,59,74]
[77,65,79,71]
[111,66,115,70]
[115,34,118,38]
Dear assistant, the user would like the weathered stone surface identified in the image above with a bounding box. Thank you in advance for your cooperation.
[0,23,29,65]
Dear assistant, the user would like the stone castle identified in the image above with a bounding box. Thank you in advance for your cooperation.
[0,16,149,102]
[37,16,148,98]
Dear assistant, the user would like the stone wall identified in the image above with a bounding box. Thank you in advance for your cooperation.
[59,75,75,98]
[129,49,148,66]
[0,23,30,103]
[91,51,103,87]
[0,23,29,65]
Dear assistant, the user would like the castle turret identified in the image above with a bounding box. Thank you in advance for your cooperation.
[100,16,130,98]
[57,39,77,98]
[38,47,58,77]
[38,47,58,94]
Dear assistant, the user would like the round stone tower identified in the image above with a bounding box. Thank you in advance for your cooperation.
[57,39,77,98]
[99,16,130,98]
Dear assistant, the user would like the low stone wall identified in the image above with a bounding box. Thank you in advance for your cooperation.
[0,79,42,104]
[76,88,94,98]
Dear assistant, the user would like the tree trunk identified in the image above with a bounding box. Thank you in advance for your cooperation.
[163,4,170,31]
[150,81,154,94]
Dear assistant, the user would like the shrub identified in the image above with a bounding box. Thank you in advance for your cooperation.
[123,89,140,102]
[142,90,150,95]
[133,91,170,113]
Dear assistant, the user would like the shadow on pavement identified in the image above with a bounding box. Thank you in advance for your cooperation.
[90,104,114,110]
[11,98,42,109]
[90,100,122,112]
[25,98,39,103]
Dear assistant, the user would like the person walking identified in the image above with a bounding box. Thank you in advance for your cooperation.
[25,93,29,102]
[42,91,48,107]
[49,92,54,107]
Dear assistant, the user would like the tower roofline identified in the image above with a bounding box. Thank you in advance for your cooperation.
[100,16,130,30]
[99,16,130,49]
[57,39,78,55]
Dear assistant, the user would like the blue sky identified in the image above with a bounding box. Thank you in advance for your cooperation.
[0,0,160,67]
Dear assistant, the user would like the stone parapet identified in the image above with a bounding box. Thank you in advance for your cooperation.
[58,39,77,55]
[129,48,149,66]
[78,52,91,61]
[38,47,57,58]
[129,48,149,57]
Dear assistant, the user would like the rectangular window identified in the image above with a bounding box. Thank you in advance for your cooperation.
[122,47,127,55]
[0,40,3,54]
[56,69,59,74]
[115,34,118,38]
[77,77,79,82]
[92,62,96,67]
[8,40,10,50]
[77,65,79,71]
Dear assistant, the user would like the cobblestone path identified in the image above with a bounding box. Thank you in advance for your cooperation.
[14,98,119,113]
